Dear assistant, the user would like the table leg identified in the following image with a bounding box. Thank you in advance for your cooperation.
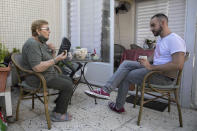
[5,87,12,116]
[70,62,98,104]
[81,63,97,104]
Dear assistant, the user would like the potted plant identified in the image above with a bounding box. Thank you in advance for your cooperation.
[0,42,11,92]
[144,39,156,49]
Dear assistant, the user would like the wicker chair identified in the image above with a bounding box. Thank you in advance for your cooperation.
[134,52,189,127]
[11,53,62,130]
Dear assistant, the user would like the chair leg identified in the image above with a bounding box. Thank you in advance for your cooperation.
[4,87,12,116]
[133,85,138,108]
[137,88,145,126]
[43,93,51,129]
[168,92,171,112]
[174,90,183,127]
[16,88,23,121]
[32,94,35,109]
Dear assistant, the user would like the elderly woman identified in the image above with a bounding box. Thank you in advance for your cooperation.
[22,20,73,122]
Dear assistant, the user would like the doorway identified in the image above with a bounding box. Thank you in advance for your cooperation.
[114,0,135,70]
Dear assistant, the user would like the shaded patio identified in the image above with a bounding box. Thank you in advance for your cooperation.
[7,83,197,131]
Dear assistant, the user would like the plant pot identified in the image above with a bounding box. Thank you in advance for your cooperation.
[0,65,11,92]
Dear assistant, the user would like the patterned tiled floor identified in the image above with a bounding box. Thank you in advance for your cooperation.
[6,84,197,131]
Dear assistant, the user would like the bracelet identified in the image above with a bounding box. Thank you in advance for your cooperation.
[53,58,57,64]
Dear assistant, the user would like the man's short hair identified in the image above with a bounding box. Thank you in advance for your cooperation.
[31,20,48,37]
[151,13,168,23]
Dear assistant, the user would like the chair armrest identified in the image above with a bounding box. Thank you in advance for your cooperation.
[18,68,47,92]
[141,71,163,88]
[54,65,62,74]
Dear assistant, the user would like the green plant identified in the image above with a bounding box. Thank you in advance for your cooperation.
[0,42,20,67]
[0,43,9,66]
[12,48,20,53]
[144,39,156,49]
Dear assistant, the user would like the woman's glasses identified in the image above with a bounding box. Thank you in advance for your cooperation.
[40,27,50,31]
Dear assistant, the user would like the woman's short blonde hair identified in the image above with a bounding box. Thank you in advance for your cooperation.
[31,20,48,37]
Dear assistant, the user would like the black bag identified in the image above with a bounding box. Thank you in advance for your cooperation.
[57,37,82,78]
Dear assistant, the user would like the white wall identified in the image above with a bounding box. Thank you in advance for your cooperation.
[181,0,197,108]
[192,17,197,108]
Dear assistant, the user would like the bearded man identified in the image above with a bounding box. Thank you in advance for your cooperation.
[85,13,186,113]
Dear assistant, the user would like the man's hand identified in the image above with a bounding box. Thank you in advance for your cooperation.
[139,52,185,72]
[139,59,152,70]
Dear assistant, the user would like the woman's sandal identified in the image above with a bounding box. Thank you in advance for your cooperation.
[50,112,72,122]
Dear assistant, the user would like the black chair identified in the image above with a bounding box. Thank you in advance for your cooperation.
[114,44,125,70]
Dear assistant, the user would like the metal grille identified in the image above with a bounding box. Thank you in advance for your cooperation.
[0,0,62,51]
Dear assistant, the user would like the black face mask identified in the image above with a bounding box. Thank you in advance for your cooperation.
[38,34,48,43]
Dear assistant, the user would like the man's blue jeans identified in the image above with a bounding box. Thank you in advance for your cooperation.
[103,60,173,109]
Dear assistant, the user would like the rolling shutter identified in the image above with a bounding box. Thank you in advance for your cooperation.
[168,0,186,38]
[136,0,185,47]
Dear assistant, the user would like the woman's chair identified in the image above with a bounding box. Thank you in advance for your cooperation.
[11,53,62,130]
[134,52,189,127]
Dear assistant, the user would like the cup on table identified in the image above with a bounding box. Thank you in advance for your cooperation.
[138,55,147,60]
[67,52,73,60]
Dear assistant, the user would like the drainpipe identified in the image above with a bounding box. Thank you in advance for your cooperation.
[191,14,197,109]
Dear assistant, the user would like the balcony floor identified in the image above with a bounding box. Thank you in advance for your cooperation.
[7,84,197,131]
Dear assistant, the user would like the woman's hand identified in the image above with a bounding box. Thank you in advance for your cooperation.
[55,52,67,62]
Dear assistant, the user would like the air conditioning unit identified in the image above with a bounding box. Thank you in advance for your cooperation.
[115,0,132,14]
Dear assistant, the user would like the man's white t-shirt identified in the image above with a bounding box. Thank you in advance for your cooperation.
[153,33,186,65]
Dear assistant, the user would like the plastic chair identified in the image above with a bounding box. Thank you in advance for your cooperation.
[134,52,189,127]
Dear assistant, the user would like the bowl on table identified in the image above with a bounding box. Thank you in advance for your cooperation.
[73,48,87,60]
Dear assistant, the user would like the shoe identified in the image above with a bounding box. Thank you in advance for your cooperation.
[84,88,110,99]
[108,102,125,113]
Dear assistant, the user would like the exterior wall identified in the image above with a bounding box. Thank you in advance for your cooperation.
[0,0,62,51]
[181,0,197,108]
[192,18,197,108]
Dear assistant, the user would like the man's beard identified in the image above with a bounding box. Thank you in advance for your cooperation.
[152,26,162,36]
